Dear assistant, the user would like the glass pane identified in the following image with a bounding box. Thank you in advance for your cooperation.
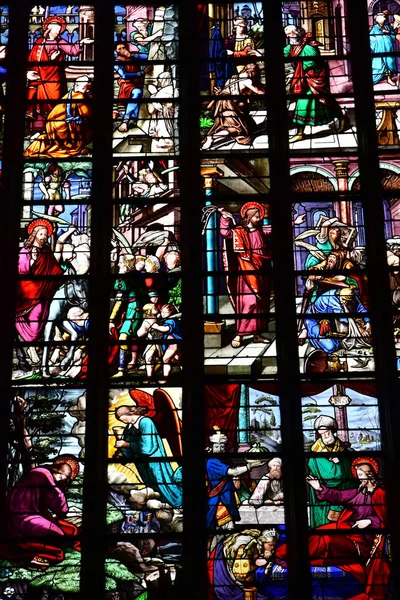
[3,387,85,589]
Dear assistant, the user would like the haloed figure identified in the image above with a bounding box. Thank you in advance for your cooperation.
[219,201,272,348]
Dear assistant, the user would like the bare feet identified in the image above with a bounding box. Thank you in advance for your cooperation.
[253,334,270,344]
[118,122,129,132]
[231,335,242,348]
[387,76,397,87]
[201,136,213,150]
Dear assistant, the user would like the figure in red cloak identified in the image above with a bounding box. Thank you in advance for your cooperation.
[3,456,81,570]
[275,457,390,600]
[27,15,93,121]
[219,201,272,348]
[16,218,64,345]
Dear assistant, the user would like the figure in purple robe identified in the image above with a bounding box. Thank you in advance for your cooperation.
[4,457,80,569]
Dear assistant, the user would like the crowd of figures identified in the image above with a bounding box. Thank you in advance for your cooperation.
[293,209,373,374]
[207,417,390,600]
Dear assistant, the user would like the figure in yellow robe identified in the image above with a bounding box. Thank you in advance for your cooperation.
[24,75,92,159]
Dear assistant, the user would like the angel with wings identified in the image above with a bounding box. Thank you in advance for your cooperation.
[113,389,182,508]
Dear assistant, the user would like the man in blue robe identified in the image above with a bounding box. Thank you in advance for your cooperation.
[114,404,182,507]
[206,427,262,530]
[369,12,399,86]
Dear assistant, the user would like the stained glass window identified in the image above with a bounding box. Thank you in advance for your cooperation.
[0,2,400,600]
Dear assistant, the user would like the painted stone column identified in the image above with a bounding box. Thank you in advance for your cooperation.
[333,159,350,223]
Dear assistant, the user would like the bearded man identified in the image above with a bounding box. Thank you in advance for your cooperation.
[308,415,353,528]
[284,25,347,143]
[248,458,284,507]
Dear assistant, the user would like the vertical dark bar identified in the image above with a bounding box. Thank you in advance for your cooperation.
[80,0,114,596]
[263,1,312,598]
[0,0,30,505]
[179,2,208,600]
[347,1,400,595]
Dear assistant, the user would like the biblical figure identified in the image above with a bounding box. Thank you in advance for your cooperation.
[202,63,265,150]
[24,75,92,159]
[114,390,182,508]
[26,15,93,120]
[284,25,347,143]
[370,12,399,86]
[276,457,390,600]
[307,415,353,528]
[6,456,80,570]
[206,427,263,530]
[219,201,272,348]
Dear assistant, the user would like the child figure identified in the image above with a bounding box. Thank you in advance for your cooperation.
[151,303,181,383]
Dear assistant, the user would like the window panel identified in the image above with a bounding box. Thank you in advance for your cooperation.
[301,382,382,453]
[0,3,399,599]
[2,387,85,592]
[0,4,7,172]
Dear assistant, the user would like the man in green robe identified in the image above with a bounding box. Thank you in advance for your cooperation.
[307,415,353,528]
[284,25,348,143]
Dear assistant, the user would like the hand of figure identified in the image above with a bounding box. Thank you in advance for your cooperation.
[255,558,267,567]
[31,247,39,262]
[226,49,233,55]
[329,457,340,464]
[294,213,306,225]
[14,396,27,410]
[50,50,61,60]
[247,459,267,468]
[115,440,129,448]
[218,208,233,220]
[214,86,222,95]
[81,38,94,45]
[352,519,372,529]
[306,475,322,491]
[27,70,41,81]
[248,49,262,56]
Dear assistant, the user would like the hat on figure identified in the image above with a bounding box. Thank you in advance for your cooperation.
[209,426,228,444]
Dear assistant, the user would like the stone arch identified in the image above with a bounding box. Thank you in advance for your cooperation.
[289,166,338,193]
[349,162,400,191]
